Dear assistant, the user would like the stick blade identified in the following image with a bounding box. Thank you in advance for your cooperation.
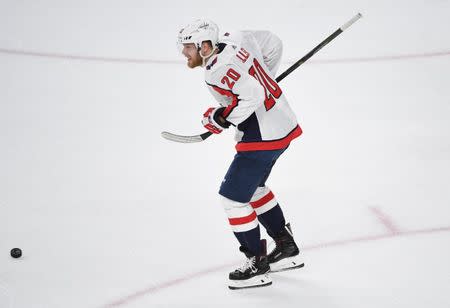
[161,131,208,143]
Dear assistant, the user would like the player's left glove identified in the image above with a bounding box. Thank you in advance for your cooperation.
[202,107,230,134]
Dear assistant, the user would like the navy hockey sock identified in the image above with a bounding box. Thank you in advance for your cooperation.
[233,225,262,256]
[257,204,286,238]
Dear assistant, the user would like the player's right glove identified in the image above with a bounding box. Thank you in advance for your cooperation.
[202,107,230,134]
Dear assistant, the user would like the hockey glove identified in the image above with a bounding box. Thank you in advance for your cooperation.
[202,107,230,134]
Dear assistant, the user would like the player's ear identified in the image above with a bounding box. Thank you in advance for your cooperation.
[201,41,213,52]
[202,40,212,47]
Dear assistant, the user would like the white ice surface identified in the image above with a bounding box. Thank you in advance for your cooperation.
[1,1,450,307]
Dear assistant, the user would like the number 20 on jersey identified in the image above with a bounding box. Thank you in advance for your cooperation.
[221,47,282,111]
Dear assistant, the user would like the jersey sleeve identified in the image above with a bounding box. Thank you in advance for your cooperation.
[207,63,266,126]
[248,31,283,76]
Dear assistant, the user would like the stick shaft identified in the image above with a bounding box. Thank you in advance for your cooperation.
[276,13,362,82]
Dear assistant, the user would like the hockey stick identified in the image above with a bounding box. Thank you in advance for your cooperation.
[162,13,362,143]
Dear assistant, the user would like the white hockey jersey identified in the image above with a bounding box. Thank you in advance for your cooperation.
[204,30,302,152]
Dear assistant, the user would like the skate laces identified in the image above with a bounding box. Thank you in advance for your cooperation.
[237,257,257,273]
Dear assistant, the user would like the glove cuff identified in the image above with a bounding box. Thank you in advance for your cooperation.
[213,107,231,129]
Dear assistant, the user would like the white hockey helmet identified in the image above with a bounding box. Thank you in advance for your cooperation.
[177,19,219,50]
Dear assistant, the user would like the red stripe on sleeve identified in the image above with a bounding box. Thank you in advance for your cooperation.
[228,211,257,226]
[211,86,239,118]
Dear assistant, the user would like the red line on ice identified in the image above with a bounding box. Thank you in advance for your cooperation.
[308,50,450,64]
[102,224,450,307]
[369,207,401,234]
[1,48,450,64]
[104,261,237,307]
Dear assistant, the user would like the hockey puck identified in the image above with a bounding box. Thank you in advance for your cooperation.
[10,248,22,258]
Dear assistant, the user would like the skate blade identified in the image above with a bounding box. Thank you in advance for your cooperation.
[228,273,272,290]
[270,255,305,273]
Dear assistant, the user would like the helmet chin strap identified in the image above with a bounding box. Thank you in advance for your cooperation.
[199,47,217,67]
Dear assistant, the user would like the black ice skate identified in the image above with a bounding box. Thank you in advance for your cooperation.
[267,223,304,272]
[228,240,272,290]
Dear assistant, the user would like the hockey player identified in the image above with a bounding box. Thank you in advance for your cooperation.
[177,19,304,289]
